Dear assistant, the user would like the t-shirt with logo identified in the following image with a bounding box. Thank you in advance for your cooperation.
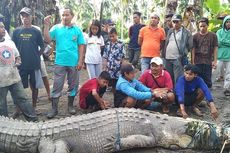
[12,26,44,70]
[0,39,21,87]
[193,32,218,65]
[49,24,86,66]
[85,35,104,64]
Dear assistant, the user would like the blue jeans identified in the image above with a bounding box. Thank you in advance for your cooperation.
[0,81,37,121]
[165,59,184,85]
[196,64,212,88]
[141,57,152,74]
[86,63,102,79]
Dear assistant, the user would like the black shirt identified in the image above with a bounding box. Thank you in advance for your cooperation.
[12,26,44,70]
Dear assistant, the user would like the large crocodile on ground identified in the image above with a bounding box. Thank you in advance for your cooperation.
[0,108,229,153]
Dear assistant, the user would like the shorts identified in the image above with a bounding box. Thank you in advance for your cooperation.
[176,89,198,106]
[19,69,36,89]
[109,78,118,88]
[85,87,106,109]
[114,90,128,107]
[40,60,48,77]
[114,90,146,108]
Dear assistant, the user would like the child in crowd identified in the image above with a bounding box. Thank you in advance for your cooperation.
[85,19,104,79]
[79,71,111,111]
[103,28,125,93]
[114,63,163,108]
[175,64,218,120]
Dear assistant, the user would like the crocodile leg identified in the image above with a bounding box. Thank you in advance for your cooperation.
[16,137,39,153]
[120,134,156,150]
[104,134,155,152]
[38,137,70,153]
[38,138,55,153]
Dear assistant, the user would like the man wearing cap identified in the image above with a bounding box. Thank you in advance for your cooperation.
[139,57,174,113]
[44,8,85,119]
[162,14,193,85]
[114,63,164,108]
[138,12,166,73]
[12,7,45,112]
[128,11,145,68]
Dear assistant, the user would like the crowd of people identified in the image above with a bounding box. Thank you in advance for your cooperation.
[0,6,229,122]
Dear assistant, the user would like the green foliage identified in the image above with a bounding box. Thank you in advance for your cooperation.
[208,19,222,32]
[203,0,230,32]
[115,20,129,43]
[204,0,220,14]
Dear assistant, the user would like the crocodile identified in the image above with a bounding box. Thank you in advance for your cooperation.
[0,108,229,153]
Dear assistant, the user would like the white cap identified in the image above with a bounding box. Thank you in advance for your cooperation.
[150,12,160,19]
[150,57,163,65]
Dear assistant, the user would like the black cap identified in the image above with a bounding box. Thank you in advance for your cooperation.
[172,14,182,21]
[101,19,115,25]
[165,13,174,18]
[20,7,32,15]
[121,63,136,74]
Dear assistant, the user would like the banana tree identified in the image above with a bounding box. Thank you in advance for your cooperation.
[204,0,230,32]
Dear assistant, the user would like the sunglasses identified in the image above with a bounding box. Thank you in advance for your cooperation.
[172,20,179,23]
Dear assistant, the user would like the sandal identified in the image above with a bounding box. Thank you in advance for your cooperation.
[224,89,230,96]
[176,108,183,117]
[162,105,169,113]
[192,107,203,117]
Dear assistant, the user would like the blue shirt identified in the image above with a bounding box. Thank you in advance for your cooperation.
[175,76,214,104]
[49,24,85,66]
[128,23,145,50]
[116,76,152,100]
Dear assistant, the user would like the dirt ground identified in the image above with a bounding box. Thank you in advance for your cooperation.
[3,61,230,153]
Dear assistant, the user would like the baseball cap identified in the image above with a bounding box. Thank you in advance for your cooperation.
[150,12,160,19]
[120,63,136,74]
[106,19,115,25]
[172,14,182,21]
[150,57,163,65]
[20,7,32,15]
[165,13,174,18]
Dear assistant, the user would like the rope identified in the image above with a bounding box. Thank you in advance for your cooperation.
[187,122,220,149]
[220,139,229,153]
[115,110,121,151]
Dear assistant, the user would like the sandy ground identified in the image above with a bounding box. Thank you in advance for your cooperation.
[2,61,230,153]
